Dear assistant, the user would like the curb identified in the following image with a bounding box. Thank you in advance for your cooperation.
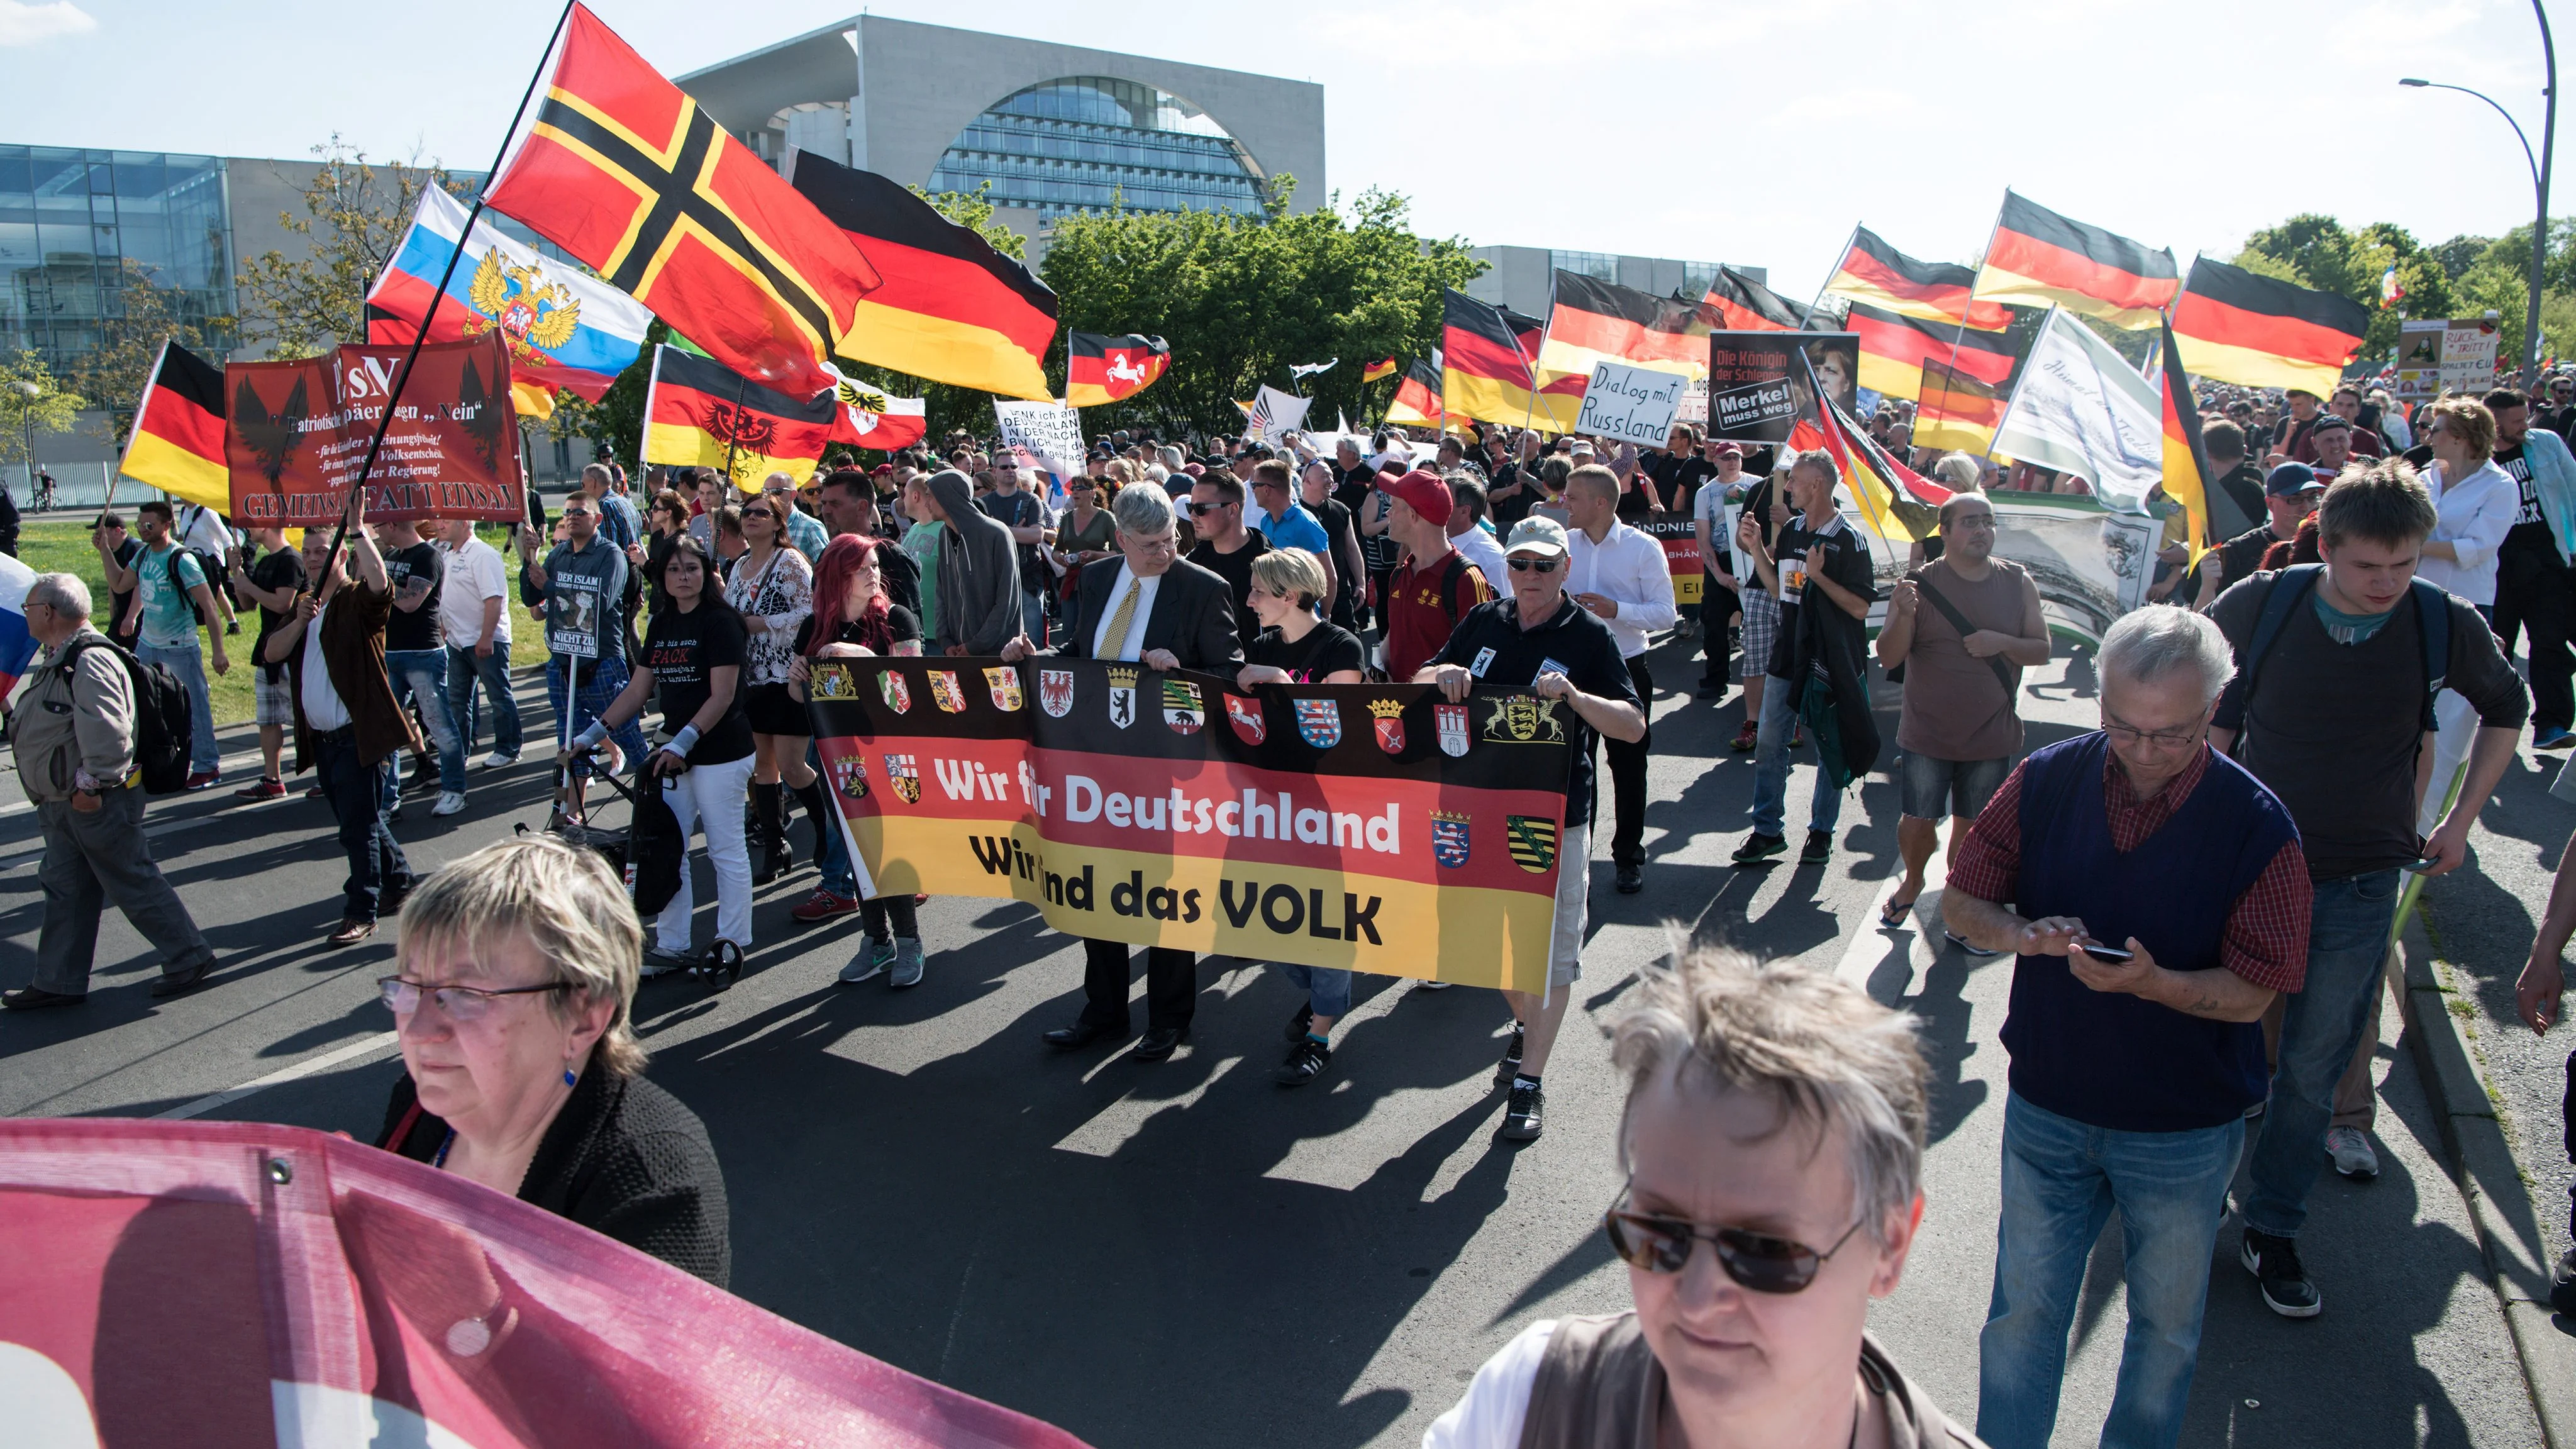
[2396,909,2575,1448]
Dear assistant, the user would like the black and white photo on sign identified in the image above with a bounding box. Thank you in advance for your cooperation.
[1705,330,1858,444]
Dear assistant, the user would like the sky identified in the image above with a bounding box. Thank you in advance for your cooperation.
[5,0,2570,303]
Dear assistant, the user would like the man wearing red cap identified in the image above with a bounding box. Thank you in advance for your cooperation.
[1380,468,1494,684]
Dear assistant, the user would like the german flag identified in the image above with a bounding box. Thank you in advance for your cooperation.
[1698,267,1804,332]
[790,153,1058,401]
[2159,319,2224,562]
[640,344,837,491]
[1536,270,1707,382]
[1363,357,1397,384]
[1806,378,1947,544]
[481,3,880,399]
[2170,255,2369,397]
[1972,191,2178,331]
[1823,227,2011,331]
[1847,301,2019,401]
[1443,289,1579,430]
[1914,358,2009,455]
[1065,332,1170,408]
[117,339,229,512]
[1387,355,1443,428]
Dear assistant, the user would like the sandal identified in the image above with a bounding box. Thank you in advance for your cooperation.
[1879,892,1920,927]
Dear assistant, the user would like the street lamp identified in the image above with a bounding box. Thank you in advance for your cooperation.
[11,379,35,504]
[2400,0,2558,387]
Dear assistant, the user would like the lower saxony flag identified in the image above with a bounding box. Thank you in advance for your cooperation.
[118,339,230,512]
[641,344,837,492]
[1065,333,1170,408]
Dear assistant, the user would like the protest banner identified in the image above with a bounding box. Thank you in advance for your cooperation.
[2394,316,2500,401]
[0,1116,1087,1449]
[1638,515,1702,603]
[809,658,1573,992]
[1575,361,1689,446]
[1838,486,2158,644]
[1706,331,1858,443]
[226,335,524,527]
[1988,307,2162,513]
[992,399,1085,484]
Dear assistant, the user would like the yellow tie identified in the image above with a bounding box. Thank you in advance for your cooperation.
[1101,577,1143,660]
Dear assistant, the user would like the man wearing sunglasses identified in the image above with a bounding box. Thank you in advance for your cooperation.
[1184,470,1270,649]
[1942,608,2313,1449]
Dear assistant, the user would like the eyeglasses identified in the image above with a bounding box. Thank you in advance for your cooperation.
[1186,500,1233,516]
[1603,1192,1868,1294]
[2101,709,2207,750]
[1507,556,1562,572]
[378,975,572,1023]
[741,508,776,522]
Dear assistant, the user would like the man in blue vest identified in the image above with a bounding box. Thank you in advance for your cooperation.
[1945,608,2312,1449]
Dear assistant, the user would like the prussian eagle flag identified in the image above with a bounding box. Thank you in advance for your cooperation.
[0,552,39,701]
[828,372,929,451]
[367,185,652,416]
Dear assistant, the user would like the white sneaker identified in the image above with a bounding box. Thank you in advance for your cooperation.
[481,751,519,770]
[432,790,467,818]
[2324,1126,2380,1180]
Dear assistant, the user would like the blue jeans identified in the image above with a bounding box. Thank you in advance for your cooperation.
[1748,670,1842,838]
[1275,961,1353,1018]
[545,654,644,769]
[809,738,857,898]
[385,648,464,794]
[1020,588,1046,647]
[1977,1092,2242,1449]
[445,643,522,760]
[315,732,411,921]
[2242,868,2404,1240]
[138,639,218,774]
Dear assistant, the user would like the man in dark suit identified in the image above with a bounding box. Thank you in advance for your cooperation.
[1001,484,1243,1059]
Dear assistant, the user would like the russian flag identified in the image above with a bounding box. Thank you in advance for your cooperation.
[0,553,39,701]
[365,186,651,408]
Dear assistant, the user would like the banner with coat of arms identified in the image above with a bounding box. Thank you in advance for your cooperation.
[807,657,1574,991]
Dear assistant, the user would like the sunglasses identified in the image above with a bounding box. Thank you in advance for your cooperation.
[741,508,776,522]
[1187,500,1234,516]
[1604,1195,1867,1294]
[379,975,570,1023]
[1507,557,1562,572]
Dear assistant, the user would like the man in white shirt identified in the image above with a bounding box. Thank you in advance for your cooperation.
[175,502,242,635]
[1563,463,1679,894]
[438,519,520,769]
[1444,475,1507,591]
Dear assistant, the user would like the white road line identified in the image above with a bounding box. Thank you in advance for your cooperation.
[1831,860,1946,1001]
[153,1031,401,1121]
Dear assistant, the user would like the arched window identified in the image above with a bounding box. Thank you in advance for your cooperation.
[928,77,1263,222]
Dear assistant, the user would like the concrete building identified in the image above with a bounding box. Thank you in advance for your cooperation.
[674,15,1326,262]
[1465,246,1768,319]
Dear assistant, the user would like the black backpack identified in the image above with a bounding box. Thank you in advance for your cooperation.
[60,635,194,794]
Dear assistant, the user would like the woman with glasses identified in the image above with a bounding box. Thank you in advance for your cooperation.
[1424,947,1970,1448]
[724,494,819,884]
[789,535,928,987]
[372,835,728,1285]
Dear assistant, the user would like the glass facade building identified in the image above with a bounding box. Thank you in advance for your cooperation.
[0,145,235,369]
[927,76,1265,222]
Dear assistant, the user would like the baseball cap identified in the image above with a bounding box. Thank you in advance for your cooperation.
[870,463,894,476]
[2284,386,2321,401]
[1377,467,1455,526]
[2265,462,2324,497]
[1711,441,1744,458]
[1504,516,1570,557]
[2308,413,2350,433]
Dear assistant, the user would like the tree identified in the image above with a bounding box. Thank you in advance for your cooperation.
[234,137,467,359]
[60,258,230,444]
[0,351,86,478]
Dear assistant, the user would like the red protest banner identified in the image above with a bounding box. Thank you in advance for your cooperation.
[226,334,525,526]
[1638,515,1704,603]
[0,1117,1089,1448]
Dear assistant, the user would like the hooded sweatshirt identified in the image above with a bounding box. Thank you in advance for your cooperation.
[928,468,1023,653]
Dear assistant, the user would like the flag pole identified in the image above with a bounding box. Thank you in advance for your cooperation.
[1806,224,1860,327]
[315,0,579,587]
[1518,270,1559,439]
[1938,194,2014,460]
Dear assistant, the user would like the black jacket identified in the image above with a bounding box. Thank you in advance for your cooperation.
[1055,556,1245,672]
[377,1063,730,1287]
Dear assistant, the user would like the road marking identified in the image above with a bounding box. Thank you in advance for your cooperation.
[154,1031,401,1121]
[1832,859,1946,1003]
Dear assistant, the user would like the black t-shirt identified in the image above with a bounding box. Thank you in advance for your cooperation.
[1427,596,1639,824]
[247,545,308,681]
[642,603,753,765]
[1247,621,1365,682]
[107,537,142,642]
[790,602,923,657]
[1307,494,1357,579]
[1767,513,1876,680]
[1187,530,1271,647]
[1646,453,1717,516]
[383,541,445,652]
[2215,461,2265,531]
[1485,460,1533,526]
[2492,441,2556,564]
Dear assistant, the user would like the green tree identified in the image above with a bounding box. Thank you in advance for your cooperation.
[60,258,231,444]
[0,351,86,478]
[234,137,467,358]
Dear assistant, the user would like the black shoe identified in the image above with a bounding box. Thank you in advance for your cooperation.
[1614,862,1643,894]
[1494,1023,1526,1087]
[1,985,86,1009]
[1275,1036,1332,1086]
[1694,682,1728,700]
[1132,1024,1190,1061]
[2551,1248,2576,1318]
[150,958,214,998]
[1284,1002,1315,1043]
[755,838,794,886]
[1731,831,1787,865]
[1799,828,1833,865]
[1500,1080,1545,1140]
[2240,1228,2321,1318]
[1042,1018,1124,1051]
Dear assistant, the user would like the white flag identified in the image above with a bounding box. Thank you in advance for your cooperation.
[1989,307,2163,513]
[1245,385,1313,444]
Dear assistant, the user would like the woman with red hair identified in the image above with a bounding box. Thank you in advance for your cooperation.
[790,535,929,988]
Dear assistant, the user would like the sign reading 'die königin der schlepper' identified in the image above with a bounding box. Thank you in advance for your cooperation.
[808,657,1575,992]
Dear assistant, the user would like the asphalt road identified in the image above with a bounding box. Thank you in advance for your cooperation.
[0,633,2550,1448]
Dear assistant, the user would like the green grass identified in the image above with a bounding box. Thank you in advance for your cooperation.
[19,519,552,727]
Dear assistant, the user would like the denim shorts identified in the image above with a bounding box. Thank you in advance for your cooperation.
[1898,750,2010,821]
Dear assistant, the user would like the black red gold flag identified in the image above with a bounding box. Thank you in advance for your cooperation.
[118,339,228,512]
[1065,333,1171,408]
[2170,255,2369,397]
[1972,191,2179,331]
[1388,356,1444,428]
[1823,226,2011,331]
[1914,358,2009,454]
[1363,357,1397,384]
[641,344,837,490]
[1536,270,1707,380]
[1847,302,2019,401]
[1699,267,1805,332]
[1443,289,1578,430]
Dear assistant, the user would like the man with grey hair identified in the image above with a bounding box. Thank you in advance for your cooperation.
[3,573,218,1008]
[1943,606,2312,1449]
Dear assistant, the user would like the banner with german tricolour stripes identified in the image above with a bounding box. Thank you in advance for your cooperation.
[810,658,1572,992]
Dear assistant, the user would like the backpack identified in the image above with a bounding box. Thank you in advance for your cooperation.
[175,508,226,627]
[2211,562,2451,738]
[60,635,194,795]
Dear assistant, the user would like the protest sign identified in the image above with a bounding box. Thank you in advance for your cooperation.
[1244,385,1312,444]
[2394,317,2500,401]
[810,658,1572,992]
[225,335,524,527]
[0,1117,1087,1449]
[1638,515,1702,603]
[992,399,1085,484]
[1706,331,1858,443]
[1989,308,2162,513]
[1575,361,1689,446]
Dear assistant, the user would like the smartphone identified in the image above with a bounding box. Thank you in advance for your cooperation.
[2402,856,2440,874]
[2074,940,2134,964]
